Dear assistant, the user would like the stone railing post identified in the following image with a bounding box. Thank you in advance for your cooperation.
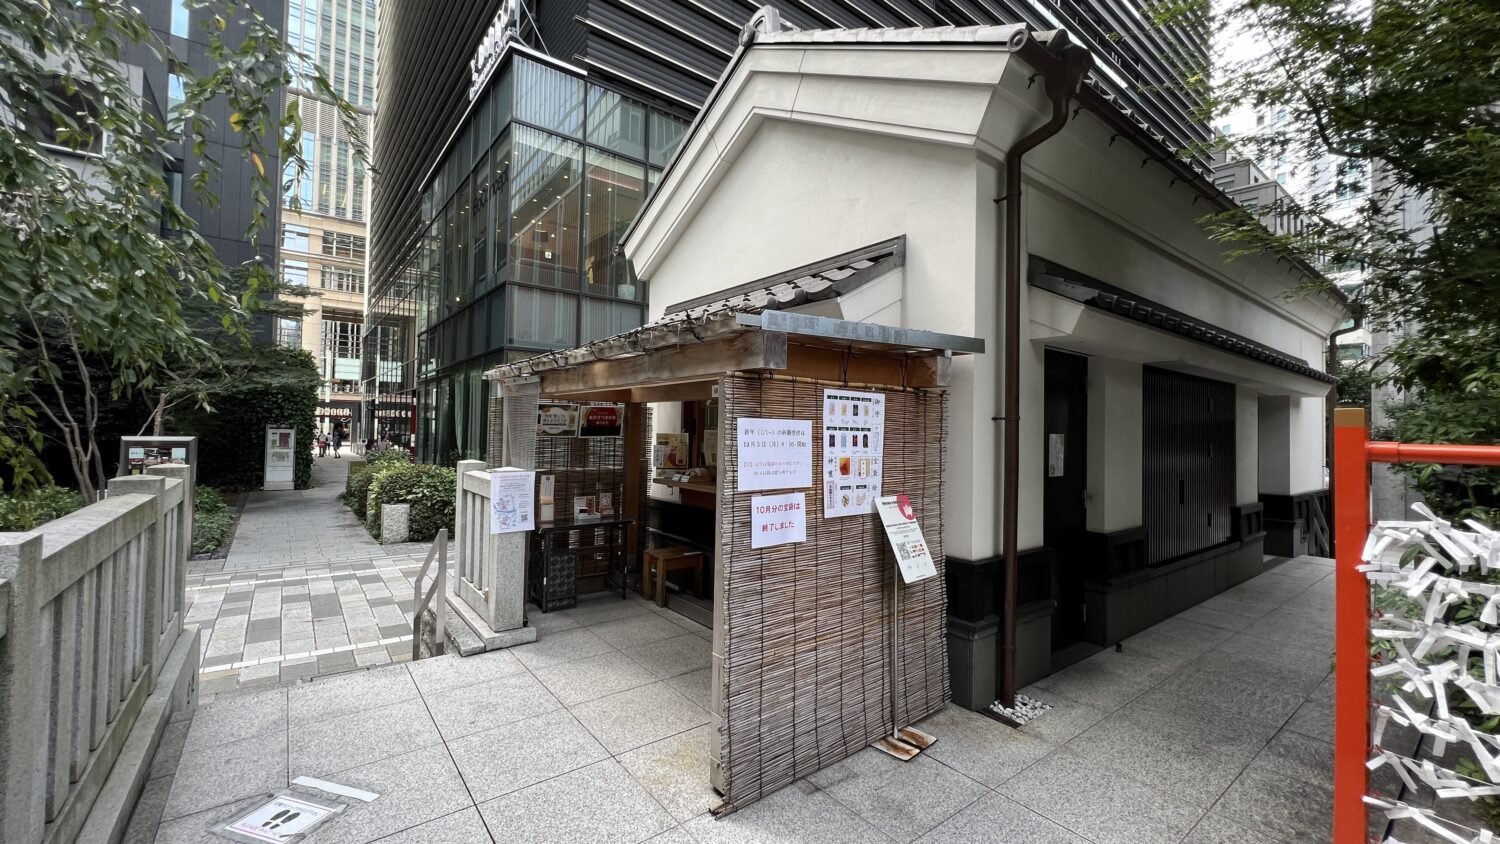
[0,533,47,844]
[107,475,167,694]
[485,469,527,635]
[456,460,484,594]
[146,464,193,664]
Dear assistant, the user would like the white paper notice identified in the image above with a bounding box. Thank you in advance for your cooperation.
[876,494,937,583]
[224,795,339,843]
[822,389,885,518]
[751,492,807,549]
[489,468,536,534]
[736,418,812,492]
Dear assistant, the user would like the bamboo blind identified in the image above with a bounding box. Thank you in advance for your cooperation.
[715,373,949,810]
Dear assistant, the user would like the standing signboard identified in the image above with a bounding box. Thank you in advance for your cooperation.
[264,427,296,491]
[876,494,937,583]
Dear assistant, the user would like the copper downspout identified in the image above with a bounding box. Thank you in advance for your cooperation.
[999,40,1092,709]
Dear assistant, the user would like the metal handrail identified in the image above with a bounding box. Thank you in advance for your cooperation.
[411,528,448,660]
[1332,408,1500,842]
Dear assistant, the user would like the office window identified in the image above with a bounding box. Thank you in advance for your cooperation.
[648,111,688,166]
[515,58,583,138]
[281,259,309,287]
[583,299,643,342]
[275,317,302,349]
[322,264,364,293]
[321,230,365,259]
[582,149,645,299]
[509,127,582,291]
[171,0,190,37]
[587,87,646,161]
[491,135,511,283]
[508,285,578,350]
[282,224,311,252]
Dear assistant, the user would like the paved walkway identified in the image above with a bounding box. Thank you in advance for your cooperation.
[188,457,430,696]
[129,556,1342,843]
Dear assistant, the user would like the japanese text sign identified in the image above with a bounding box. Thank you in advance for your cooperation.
[737,418,812,492]
[751,492,807,549]
[490,468,536,534]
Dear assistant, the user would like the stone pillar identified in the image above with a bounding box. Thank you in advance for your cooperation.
[0,534,47,844]
[107,474,167,693]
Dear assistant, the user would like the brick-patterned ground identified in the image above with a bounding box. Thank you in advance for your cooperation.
[189,457,431,696]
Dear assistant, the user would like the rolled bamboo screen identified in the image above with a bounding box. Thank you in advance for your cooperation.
[715,373,949,810]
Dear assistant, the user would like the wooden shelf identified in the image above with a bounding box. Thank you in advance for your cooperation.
[653,477,718,495]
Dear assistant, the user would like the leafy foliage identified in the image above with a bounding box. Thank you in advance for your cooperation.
[1336,358,1373,409]
[194,485,229,516]
[173,344,319,491]
[365,447,413,471]
[0,0,363,501]
[364,464,457,543]
[1148,0,1500,520]
[0,485,85,531]
[342,465,378,522]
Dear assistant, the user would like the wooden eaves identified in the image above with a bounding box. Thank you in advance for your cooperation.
[484,310,984,404]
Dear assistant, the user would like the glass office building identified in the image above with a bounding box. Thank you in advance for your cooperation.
[379,53,686,463]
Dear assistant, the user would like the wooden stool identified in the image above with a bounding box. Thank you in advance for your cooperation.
[643,547,704,608]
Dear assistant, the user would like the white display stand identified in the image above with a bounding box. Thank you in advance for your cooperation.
[264,426,296,490]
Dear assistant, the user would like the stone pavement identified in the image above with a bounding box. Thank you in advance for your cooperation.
[188,457,431,695]
[129,556,1341,843]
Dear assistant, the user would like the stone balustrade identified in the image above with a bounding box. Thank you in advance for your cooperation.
[1,462,199,843]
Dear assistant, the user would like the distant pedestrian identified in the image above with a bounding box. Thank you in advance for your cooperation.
[379,434,392,452]
[317,433,328,458]
[331,429,342,458]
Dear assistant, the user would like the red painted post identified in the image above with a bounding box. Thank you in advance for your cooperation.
[1333,408,1371,844]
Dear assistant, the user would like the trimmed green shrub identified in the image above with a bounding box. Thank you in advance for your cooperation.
[343,466,379,522]
[0,485,85,531]
[194,485,229,516]
[365,447,412,470]
[192,510,235,555]
[366,464,456,543]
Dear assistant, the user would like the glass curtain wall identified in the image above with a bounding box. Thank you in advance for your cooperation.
[411,56,689,463]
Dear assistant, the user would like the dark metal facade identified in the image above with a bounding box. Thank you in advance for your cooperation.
[1141,366,1235,565]
[371,0,1209,332]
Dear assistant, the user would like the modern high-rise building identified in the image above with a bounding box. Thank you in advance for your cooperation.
[367,0,1212,461]
[274,0,379,438]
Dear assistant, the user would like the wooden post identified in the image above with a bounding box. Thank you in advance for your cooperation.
[623,402,646,573]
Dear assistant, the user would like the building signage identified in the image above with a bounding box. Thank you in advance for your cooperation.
[876,494,937,584]
[823,389,884,518]
[490,468,536,534]
[579,404,624,437]
[469,0,518,101]
[537,402,579,437]
[751,492,806,550]
[736,418,812,492]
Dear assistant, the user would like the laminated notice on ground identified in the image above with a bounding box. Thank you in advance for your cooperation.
[216,792,344,843]
[876,494,936,584]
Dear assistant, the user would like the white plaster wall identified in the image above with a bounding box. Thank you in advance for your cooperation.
[1258,396,1292,495]
[1236,386,1260,505]
[1292,396,1327,494]
[1085,358,1143,532]
[643,119,999,560]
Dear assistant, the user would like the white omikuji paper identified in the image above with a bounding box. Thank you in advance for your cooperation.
[489,468,536,534]
[736,418,812,492]
[751,492,807,549]
[876,494,937,583]
[822,389,885,518]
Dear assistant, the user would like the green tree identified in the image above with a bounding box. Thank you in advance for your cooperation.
[0,0,362,501]
[1154,0,1500,519]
